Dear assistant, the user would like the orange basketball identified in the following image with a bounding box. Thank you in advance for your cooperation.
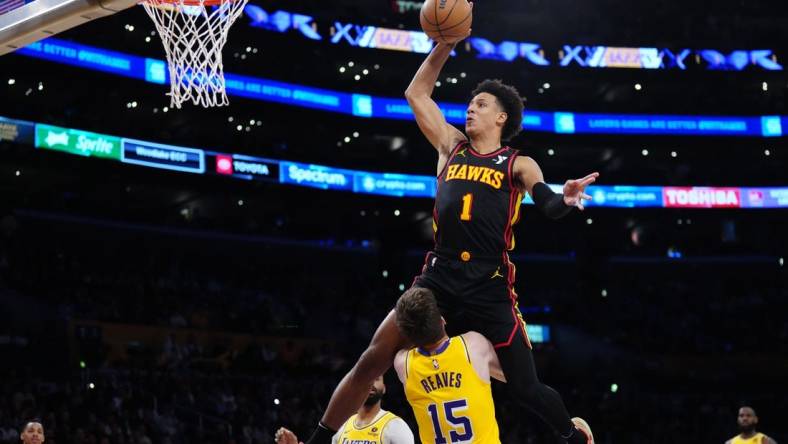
[419,0,472,44]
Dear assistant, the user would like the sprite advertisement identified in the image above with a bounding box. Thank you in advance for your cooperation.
[35,123,122,160]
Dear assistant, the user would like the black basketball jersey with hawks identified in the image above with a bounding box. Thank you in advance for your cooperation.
[433,141,524,259]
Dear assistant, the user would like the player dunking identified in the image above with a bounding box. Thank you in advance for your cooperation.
[303,33,598,444]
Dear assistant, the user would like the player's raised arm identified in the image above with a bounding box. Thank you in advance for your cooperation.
[404,40,468,160]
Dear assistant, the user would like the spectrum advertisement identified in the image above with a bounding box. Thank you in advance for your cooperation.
[3,115,788,209]
[14,38,786,138]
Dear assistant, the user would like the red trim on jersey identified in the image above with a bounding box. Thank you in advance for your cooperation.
[467,144,509,158]
[410,252,432,288]
[437,140,467,179]
[493,253,532,349]
[506,149,520,193]
[503,183,519,251]
[495,172,531,349]
[432,207,439,244]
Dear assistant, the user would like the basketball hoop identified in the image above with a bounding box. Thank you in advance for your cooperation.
[141,0,247,108]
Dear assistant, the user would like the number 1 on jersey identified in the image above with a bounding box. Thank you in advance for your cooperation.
[460,193,474,221]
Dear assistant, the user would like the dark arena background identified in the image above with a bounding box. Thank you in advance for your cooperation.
[1,0,787,443]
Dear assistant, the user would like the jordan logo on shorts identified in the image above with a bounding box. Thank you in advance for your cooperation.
[491,267,504,279]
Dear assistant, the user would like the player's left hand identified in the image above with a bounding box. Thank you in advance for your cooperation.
[562,172,599,211]
[275,427,303,444]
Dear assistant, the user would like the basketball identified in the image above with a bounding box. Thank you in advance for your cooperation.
[420,0,473,44]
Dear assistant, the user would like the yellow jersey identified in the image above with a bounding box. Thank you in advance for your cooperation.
[336,410,398,444]
[731,433,767,444]
[404,336,500,444]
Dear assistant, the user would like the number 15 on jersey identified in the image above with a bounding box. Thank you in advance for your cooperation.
[427,399,474,443]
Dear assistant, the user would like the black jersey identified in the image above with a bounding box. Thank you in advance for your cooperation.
[433,141,523,261]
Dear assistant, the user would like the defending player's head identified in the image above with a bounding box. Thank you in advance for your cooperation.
[20,421,45,444]
[737,406,758,433]
[395,287,446,347]
[466,79,524,142]
[364,375,386,407]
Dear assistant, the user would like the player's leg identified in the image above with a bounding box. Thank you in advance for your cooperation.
[463,260,593,444]
[304,309,409,444]
[494,326,591,444]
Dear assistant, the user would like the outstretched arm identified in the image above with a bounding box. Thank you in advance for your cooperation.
[405,27,471,173]
[513,156,599,218]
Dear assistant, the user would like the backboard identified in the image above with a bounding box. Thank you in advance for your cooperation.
[0,0,137,55]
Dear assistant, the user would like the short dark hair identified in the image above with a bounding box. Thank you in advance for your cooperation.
[471,79,524,141]
[395,287,444,346]
[22,420,43,430]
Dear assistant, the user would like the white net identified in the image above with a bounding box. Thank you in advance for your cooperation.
[142,0,247,108]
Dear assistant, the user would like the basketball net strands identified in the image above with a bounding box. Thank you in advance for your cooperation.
[142,0,248,108]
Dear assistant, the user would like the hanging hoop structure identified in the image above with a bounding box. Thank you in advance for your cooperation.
[141,0,248,108]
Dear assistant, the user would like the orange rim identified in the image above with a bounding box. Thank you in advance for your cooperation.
[143,0,234,7]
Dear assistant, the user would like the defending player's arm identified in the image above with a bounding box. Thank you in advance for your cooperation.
[764,436,778,444]
[487,342,506,383]
[513,156,599,219]
[405,41,468,169]
[461,331,506,383]
[393,349,408,384]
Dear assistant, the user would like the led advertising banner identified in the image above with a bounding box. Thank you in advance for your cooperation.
[279,161,355,191]
[238,4,782,71]
[558,113,774,137]
[6,115,788,208]
[121,138,205,174]
[15,38,786,138]
[526,324,550,343]
[585,186,664,208]
[0,116,35,144]
[35,123,122,159]
[354,172,436,198]
[740,188,788,208]
[209,152,280,182]
[662,187,742,209]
